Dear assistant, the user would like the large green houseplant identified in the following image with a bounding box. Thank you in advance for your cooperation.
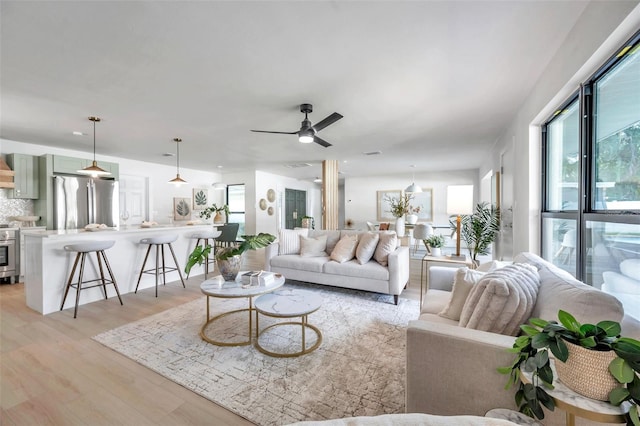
[185,232,276,281]
[499,310,640,425]
[451,202,500,265]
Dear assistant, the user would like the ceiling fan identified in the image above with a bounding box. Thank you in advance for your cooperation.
[250,104,343,148]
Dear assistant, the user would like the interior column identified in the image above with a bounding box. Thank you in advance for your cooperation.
[322,160,339,230]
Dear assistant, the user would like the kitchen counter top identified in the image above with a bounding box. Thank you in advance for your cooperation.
[21,223,214,238]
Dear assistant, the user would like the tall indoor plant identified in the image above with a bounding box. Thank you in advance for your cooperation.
[452,202,500,265]
[185,233,276,281]
[500,310,640,424]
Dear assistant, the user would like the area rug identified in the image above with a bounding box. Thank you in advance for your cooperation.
[93,282,420,426]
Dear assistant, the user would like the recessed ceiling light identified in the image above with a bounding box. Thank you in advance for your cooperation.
[363,151,382,156]
[72,131,85,136]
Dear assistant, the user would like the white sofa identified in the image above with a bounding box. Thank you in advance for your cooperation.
[264,229,410,304]
[406,252,640,426]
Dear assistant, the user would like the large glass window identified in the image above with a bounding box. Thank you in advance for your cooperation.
[542,32,640,321]
[593,44,640,211]
[226,184,245,236]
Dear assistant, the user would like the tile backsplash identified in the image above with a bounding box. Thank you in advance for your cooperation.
[0,189,34,225]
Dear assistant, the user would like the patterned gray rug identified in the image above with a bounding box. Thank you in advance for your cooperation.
[93,282,420,426]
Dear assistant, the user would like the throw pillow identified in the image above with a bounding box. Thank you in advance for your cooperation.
[459,263,541,336]
[300,235,328,257]
[330,234,359,263]
[438,267,486,321]
[278,228,309,255]
[373,232,398,266]
[355,232,380,265]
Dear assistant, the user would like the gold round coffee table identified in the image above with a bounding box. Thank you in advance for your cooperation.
[199,273,285,346]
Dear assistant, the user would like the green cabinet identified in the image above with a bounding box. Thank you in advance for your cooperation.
[6,153,39,199]
[52,155,119,179]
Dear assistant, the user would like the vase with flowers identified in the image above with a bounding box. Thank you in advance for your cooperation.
[407,205,421,225]
[385,193,414,237]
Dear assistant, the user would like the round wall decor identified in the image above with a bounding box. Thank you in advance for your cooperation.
[259,198,267,210]
[267,189,276,203]
[267,206,274,216]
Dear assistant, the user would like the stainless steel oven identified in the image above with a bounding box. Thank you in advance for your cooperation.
[0,229,19,283]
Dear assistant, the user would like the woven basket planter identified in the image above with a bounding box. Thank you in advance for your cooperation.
[555,340,619,401]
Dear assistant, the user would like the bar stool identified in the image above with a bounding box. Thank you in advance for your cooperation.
[60,240,123,318]
[135,234,185,297]
[186,229,222,279]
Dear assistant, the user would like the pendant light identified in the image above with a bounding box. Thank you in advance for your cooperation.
[405,165,422,193]
[169,138,187,185]
[78,116,110,177]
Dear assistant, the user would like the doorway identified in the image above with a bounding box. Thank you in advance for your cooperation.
[285,189,306,229]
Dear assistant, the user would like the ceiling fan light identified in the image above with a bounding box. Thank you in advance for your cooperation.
[298,128,314,143]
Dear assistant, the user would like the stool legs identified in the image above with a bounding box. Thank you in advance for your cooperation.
[61,250,122,318]
[135,242,185,297]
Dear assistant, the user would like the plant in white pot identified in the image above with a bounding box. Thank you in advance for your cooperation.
[407,205,421,225]
[185,233,276,281]
[199,203,230,224]
[424,234,445,257]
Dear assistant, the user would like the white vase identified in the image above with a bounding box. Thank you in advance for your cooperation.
[407,214,418,225]
[431,247,442,257]
[395,217,405,237]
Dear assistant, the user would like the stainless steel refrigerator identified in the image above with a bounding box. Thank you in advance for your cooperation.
[53,175,119,230]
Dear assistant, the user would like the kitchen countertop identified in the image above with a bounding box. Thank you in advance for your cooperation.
[22,223,213,238]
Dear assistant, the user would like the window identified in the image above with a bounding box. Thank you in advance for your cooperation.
[226,184,245,236]
[541,31,640,320]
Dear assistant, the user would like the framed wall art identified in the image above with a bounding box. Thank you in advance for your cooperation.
[411,188,433,222]
[174,197,191,221]
[376,190,401,222]
[192,188,208,210]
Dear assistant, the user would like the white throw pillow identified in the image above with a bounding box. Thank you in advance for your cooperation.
[300,235,328,257]
[459,263,541,336]
[373,232,398,266]
[278,228,309,255]
[438,268,486,321]
[356,232,380,265]
[330,234,359,263]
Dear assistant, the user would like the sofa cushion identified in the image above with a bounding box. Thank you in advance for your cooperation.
[514,252,624,325]
[270,254,327,273]
[374,232,398,266]
[356,232,380,265]
[422,289,453,315]
[309,230,341,254]
[418,311,460,327]
[324,259,390,281]
[438,268,486,321]
[330,234,359,263]
[300,235,328,257]
[460,263,540,336]
[279,228,309,255]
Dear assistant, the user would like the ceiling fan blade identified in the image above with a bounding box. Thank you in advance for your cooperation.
[312,112,343,132]
[250,130,298,135]
[313,136,332,148]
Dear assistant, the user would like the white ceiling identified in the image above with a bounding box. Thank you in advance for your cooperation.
[1,1,589,181]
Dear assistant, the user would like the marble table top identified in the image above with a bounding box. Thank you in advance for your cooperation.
[200,273,285,298]
[254,288,322,317]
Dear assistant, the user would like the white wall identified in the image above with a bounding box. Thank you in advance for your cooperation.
[1,139,222,224]
[479,2,640,257]
[344,169,478,230]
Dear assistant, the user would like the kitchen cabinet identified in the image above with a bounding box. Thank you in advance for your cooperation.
[52,155,119,179]
[6,153,39,199]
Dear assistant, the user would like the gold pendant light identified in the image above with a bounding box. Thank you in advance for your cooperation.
[78,116,110,177]
[169,138,187,185]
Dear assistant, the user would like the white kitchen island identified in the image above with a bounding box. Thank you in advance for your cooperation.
[23,224,216,315]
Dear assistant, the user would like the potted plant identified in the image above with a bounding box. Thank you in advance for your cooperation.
[199,203,230,224]
[424,234,445,256]
[499,309,640,424]
[301,215,315,229]
[185,232,276,281]
[407,205,421,225]
[385,193,414,237]
[451,202,500,265]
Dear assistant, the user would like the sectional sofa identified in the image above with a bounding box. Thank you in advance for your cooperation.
[264,229,410,304]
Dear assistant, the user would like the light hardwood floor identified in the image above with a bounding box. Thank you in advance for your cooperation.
[0,249,424,425]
